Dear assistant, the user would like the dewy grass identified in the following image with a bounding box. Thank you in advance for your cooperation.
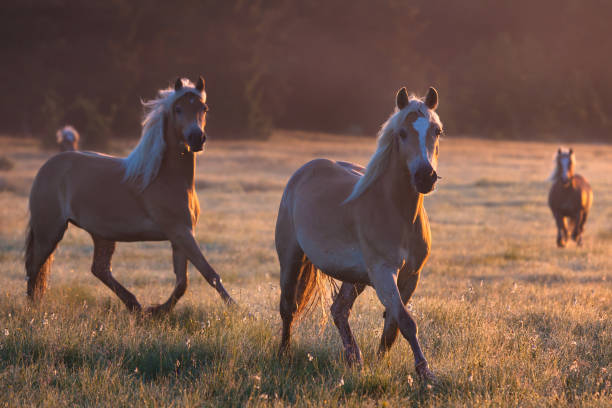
[0,132,610,406]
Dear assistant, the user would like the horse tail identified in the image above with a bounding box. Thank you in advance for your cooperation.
[294,254,337,324]
[25,220,54,301]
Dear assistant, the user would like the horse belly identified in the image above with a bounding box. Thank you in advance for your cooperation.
[298,236,370,284]
[68,186,167,241]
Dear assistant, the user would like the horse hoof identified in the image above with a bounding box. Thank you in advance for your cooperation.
[144,304,168,316]
[345,353,363,367]
[416,362,437,383]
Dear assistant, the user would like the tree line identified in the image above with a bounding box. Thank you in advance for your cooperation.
[1,0,610,148]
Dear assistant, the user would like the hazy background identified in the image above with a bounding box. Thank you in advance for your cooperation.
[1,0,610,148]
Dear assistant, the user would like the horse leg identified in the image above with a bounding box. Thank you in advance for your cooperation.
[378,269,420,356]
[553,212,568,248]
[330,282,366,365]
[168,230,234,305]
[571,210,585,245]
[370,267,434,381]
[90,237,141,312]
[277,238,305,356]
[145,243,188,316]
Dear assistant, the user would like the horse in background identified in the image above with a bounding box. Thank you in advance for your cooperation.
[56,126,79,151]
[548,148,593,247]
[26,77,235,314]
[275,87,443,381]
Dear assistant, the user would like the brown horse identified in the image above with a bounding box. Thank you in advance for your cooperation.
[56,126,79,152]
[26,77,235,314]
[275,87,443,381]
[548,148,593,247]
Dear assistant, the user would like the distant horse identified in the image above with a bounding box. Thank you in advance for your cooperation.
[548,148,593,247]
[26,77,235,313]
[275,87,443,380]
[56,126,79,151]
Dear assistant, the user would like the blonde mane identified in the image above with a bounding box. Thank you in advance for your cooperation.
[122,79,205,191]
[344,95,442,203]
[56,125,79,143]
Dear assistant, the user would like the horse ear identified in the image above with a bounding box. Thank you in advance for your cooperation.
[175,78,183,91]
[425,87,438,110]
[558,147,562,154]
[196,76,205,92]
[569,148,573,155]
[396,87,409,110]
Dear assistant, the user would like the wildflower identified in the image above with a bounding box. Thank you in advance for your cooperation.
[336,377,344,388]
[3,328,8,337]
[307,353,314,362]
[468,374,474,382]
[406,374,414,387]
[259,393,268,400]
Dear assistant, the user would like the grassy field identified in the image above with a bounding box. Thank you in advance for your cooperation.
[0,131,610,406]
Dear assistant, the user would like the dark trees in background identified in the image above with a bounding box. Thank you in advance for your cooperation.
[1,0,610,147]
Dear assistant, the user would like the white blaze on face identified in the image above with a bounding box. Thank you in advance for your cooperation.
[412,117,430,163]
[561,156,571,181]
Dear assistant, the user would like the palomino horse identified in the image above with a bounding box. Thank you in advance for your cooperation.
[276,87,443,380]
[56,125,79,151]
[26,77,235,313]
[548,148,593,247]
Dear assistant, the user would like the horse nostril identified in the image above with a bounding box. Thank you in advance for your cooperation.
[431,170,438,182]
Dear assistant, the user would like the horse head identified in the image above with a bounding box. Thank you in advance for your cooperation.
[395,87,442,194]
[167,76,208,153]
[555,147,575,184]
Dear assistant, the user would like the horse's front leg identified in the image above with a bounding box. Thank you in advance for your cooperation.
[553,212,568,248]
[330,282,366,365]
[145,243,188,316]
[369,266,434,382]
[571,210,585,245]
[169,229,235,306]
[378,267,421,356]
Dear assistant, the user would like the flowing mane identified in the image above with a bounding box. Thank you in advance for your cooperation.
[344,95,442,203]
[56,125,79,143]
[122,79,205,190]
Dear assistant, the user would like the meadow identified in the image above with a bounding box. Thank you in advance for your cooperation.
[0,132,610,406]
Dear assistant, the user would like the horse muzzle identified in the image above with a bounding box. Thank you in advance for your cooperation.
[187,129,206,152]
[414,165,438,194]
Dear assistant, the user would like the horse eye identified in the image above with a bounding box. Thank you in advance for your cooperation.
[399,129,407,140]
[202,104,209,113]
[175,106,182,114]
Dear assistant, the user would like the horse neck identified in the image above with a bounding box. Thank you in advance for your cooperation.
[158,135,196,189]
[365,144,422,223]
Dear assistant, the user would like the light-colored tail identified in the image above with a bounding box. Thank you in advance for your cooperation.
[25,222,53,300]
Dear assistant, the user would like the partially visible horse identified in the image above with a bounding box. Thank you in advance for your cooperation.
[548,148,593,247]
[56,126,80,151]
[26,77,235,313]
[275,87,443,381]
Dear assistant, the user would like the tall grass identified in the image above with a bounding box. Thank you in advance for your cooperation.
[0,132,610,406]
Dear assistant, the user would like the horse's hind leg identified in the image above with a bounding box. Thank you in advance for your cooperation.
[145,243,188,316]
[90,237,141,312]
[330,282,365,365]
[378,270,420,356]
[277,239,304,356]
